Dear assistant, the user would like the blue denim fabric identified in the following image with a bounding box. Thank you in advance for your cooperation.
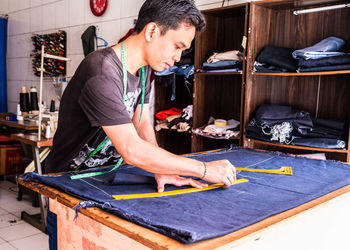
[292,37,346,60]
[292,137,346,149]
[20,147,350,244]
[298,54,350,67]
[47,208,57,250]
[298,64,350,72]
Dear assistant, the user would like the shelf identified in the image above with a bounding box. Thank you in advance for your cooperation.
[155,128,191,134]
[195,72,243,76]
[247,138,348,154]
[251,70,350,76]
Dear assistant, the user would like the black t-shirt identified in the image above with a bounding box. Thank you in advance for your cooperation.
[45,47,151,173]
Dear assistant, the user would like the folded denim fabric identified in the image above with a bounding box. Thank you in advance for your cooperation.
[202,60,241,69]
[292,36,345,60]
[292,137,346,149]
[201,68,241,73]
[256,46,298,71]
[298,54,350,68]
[298,64,350,72]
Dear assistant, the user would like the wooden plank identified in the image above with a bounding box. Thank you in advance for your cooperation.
[252,70,350,76]
[10,133,52,147]
[0,119,38,130]
[17,177,350,249]
[248,138,348,154]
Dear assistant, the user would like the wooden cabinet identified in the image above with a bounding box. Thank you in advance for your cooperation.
[244,0,350,163]
[154,0,350,163]
[154,3,249,154]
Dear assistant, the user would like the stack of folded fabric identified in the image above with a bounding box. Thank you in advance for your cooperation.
[254,46,298,72]
[245,104,347,149]
[155,105,193,132]
[292,36,350,72]
[200,50,244,73]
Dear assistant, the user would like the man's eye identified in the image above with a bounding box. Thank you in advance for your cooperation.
[175,45,181,50]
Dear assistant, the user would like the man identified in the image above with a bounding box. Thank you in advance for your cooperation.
[45,0,236,193]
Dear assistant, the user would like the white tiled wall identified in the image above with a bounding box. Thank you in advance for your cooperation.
[0,0,250,113]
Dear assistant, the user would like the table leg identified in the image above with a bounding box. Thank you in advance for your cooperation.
[21,146,47,233]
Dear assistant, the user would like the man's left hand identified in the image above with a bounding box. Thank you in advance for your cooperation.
[154,174,208,192]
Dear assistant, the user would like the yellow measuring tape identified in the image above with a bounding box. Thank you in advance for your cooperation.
[113,178,248,200]
[236,166,293,175]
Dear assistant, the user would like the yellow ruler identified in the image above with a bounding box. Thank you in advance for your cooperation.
[236,166,293,175]
[112,178,248,200]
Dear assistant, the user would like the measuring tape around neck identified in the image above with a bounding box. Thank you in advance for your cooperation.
[71,41,145,180]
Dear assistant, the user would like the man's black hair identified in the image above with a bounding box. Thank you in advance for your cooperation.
[134,0,206,35]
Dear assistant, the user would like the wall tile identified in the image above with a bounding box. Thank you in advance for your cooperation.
[30,0,42,8]
[30,6,42,32]
[54,0,69,29]
[67,25,85,55]
[120,0,144,18]
[9,0,30,13]
[68,0,85,26]
[0,0,9,14]
[42,2,55,30]
[100,0,121,22]
[100,20,121,47]
[8,9,30,36]
[67,54,84,77]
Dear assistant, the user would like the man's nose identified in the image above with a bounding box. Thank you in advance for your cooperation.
[173,51,182,63]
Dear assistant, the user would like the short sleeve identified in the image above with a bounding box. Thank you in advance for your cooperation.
[79,75,132,127]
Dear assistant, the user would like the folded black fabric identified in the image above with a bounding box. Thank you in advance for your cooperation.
[298,54,350,68]
[311,117,346,131]
[254,64,289,73]
[298,64,350,72]
[256,46,298,71]
[202,60,242,70]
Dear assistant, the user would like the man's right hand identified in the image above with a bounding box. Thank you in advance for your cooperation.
[201,160,236,188]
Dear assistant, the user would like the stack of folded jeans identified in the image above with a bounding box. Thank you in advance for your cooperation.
[201,50,243,73]
[292,36,350,72]
[254,46,298,72]
[245,104,347,149]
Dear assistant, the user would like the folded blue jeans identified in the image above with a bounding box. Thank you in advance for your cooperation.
[292,36,345,60]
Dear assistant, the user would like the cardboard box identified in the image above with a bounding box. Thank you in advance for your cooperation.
[0,145,23,175]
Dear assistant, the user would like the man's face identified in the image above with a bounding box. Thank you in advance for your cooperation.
[145,23,196,71]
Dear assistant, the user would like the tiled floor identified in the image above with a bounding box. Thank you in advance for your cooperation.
[0,179,49,250]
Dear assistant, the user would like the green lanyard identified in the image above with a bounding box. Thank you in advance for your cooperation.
[71,41,145,180]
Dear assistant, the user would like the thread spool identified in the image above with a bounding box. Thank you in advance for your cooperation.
[16,103,23,121]
[19,86,30,115]
[214,119,227,127]
[45,122,51,139]
[50,99,55,112]
[30,86,39,111]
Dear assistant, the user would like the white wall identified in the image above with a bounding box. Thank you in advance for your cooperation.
[0,0,250,113]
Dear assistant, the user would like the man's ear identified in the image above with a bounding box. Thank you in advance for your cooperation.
[144,22,160,42]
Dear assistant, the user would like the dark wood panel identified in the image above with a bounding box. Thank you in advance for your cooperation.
[193,75,242,129]
[245,75,319,122]
[317,74,350,120]
[155,130,191,155]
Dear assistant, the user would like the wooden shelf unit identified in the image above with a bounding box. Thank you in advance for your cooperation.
[244,0,350,163]
[192,3,249,153]
[154,4,249,154]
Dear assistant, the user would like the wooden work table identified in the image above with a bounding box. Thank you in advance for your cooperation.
[18,176,350,249]
[0,118,38,130]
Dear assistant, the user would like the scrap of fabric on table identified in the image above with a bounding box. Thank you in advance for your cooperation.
[21,146,350,243]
